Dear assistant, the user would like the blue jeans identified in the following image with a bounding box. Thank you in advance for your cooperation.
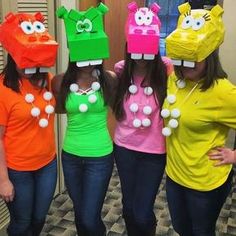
[62,150,114,236]
[114,144,166,236]
[166,170,233,236]
[6,158,57,236]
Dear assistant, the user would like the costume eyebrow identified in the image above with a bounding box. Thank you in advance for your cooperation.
[203,13,211,21]
[184,10,191,17]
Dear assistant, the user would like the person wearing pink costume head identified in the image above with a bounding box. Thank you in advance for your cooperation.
[112,2,172,236]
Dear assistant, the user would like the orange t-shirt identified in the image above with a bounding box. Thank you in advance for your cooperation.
[0,75,56,171]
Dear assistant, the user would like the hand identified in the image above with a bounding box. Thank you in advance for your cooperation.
[0,179,15,202]
[208,147,236,166]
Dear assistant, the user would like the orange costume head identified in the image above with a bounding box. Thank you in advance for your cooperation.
[0,12,58,74]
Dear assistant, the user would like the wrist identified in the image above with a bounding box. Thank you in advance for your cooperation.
[233,150,236,163]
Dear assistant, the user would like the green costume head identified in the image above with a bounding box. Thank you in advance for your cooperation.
[57,3,109,67]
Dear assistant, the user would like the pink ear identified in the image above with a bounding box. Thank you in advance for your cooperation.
[127,1,138,12]
[35,12,44,22]
[5,12,16,23]
[150,3,161,14]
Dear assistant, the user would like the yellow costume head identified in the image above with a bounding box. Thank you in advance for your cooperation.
[166,3,224,67]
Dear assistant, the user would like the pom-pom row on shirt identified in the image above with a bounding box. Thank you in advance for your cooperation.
[128,84,154,128]
[161,79,200,136]
[69,81,101,113]
[25,91,54,128]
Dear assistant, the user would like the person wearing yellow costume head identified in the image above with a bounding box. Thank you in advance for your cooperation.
[162,2,236,235]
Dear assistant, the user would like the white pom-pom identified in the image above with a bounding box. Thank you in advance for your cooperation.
[171,108,181,118]
[168,119,179,128]
[144,87,153,96]
[45,105,55,114]
[43,91,53,101]
[129,85,138,94]
[91,82,100,91]
[167,94,176,104]
[142,118,151,127]
[25,93,34,103]
[133,118,141,128]
[129,103,139,113]
[143,105,152,115]
[39,118,48,128]
[88,94,97,103]
[176,80,186,89]
[79,104,88,112]
[92,69,101,78]
[31,107,40,117]
[162,127,172,136]
[161,109,170,118]
[70,83,79,93]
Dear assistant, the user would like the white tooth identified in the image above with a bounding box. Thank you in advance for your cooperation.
[25,68,37,74]
[89,60,103,65]
[131,53,142,60]
[76,61,90,67]
[183,61,195,68]
[171,59,182,66]
[143,54,155,60]
[39,67,50,73]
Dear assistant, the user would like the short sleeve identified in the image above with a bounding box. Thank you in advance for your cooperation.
[0,86,9,126]
[114,60,125,76]
[216,79,236,129]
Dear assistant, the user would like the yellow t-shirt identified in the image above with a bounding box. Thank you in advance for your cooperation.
[163,73,236,191]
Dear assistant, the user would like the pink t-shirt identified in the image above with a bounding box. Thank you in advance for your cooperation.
[114,58,173,154]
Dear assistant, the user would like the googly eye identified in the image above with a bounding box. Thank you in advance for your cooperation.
[33,21,46,33]
[83,19,92,32]
[181,16,193,29]
[135,10,145,26]
[76,20,84,33]
[192,17,205,31]
[20,21,34,34]
[144,10,153,26]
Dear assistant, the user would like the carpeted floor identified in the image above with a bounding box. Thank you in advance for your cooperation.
[41,166,236,236]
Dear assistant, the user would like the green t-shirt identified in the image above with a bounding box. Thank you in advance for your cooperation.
[63,91,113,157]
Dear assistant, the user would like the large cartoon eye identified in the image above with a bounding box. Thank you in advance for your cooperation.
[20,21,34,34]
[135,10,145,26]
[76,21,84,33]
[192,17,205,31]
[33,21,46,33]
[83,19,92,32]
[144,10,153,26]
[181,16,193,29]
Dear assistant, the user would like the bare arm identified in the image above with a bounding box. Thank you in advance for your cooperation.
[0,126,14,202]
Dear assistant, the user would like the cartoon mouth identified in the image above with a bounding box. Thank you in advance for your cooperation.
[171,59,195,68]
[24,67,51,74]
[131,53,155,60]
[76,59,103,67]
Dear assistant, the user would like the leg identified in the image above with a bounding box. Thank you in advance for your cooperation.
[133,153,166,236]
[80,153,114,236]
[166,176,192,236]
[114,145,137,236]
[33,158,57,236]
[62,150,83,234]
[186,170,233,236]
[6,170,34,236]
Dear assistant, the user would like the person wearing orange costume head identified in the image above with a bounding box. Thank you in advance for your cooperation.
[0,12,58,236]
[162,2,236,235]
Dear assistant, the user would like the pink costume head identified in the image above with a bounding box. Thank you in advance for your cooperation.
[125,1,161,60]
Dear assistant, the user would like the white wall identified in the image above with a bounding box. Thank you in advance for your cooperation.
[220,0,236,84]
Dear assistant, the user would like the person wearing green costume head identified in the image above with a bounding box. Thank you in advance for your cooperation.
[53,3,117,236]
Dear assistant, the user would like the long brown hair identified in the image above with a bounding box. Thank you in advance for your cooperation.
[174,50,227,91]
[0,54,48,93]
[59,61,112,110]
[112,51,168,121]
